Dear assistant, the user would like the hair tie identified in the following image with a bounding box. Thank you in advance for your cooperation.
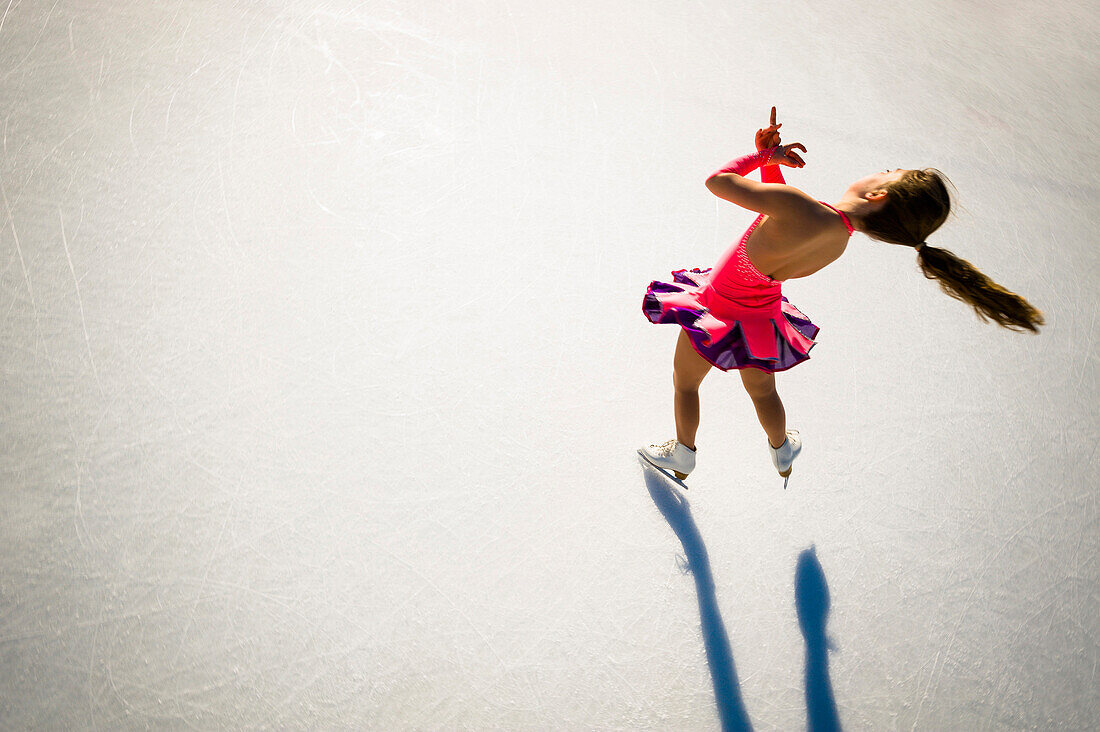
[916,242,927,252]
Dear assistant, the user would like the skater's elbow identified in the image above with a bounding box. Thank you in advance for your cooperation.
[704,174,803,217]
[705,173,743,202]
[705,172,731,191]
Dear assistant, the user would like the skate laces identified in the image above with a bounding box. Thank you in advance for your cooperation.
[645,439,678,458]
[778,430,800,451]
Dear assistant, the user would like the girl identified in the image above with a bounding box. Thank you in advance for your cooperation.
[640,108,1043,487]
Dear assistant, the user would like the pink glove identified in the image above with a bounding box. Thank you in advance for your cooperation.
[761,159,785,184]
[709,148,778,180]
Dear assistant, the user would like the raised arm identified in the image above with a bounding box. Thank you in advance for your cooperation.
[705,144,810,217]
[761,162,786,185]
[755,107,787,185]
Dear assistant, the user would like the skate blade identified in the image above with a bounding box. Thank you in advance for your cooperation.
[636,450,690,489]
[778,467,792,490]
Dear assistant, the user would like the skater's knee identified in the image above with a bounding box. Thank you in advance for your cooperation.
[743,382,777,401]
[743,383,778,400]
[673,369,702,394]
[672,331,711,393]
[740,369,777,400]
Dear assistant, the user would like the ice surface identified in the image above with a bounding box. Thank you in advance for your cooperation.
[1,0,1097,729]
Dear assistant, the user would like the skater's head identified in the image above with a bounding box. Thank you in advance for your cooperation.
[852,168,952,248]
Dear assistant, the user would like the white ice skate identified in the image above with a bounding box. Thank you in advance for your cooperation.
[769,430,801,489]
[638,439,696,488]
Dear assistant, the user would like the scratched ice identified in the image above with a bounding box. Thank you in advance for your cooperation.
[1,1,1097,729]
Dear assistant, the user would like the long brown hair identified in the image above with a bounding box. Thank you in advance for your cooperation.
[862,169,1044,333]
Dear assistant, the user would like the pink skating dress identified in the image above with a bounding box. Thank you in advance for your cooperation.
[642,149,853,373]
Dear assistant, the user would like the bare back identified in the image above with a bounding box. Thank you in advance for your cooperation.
[744,201,852,281]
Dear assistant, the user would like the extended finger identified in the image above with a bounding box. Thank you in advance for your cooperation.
[790,152,805,166]
[770,106,777,126]
[789,143,807,153]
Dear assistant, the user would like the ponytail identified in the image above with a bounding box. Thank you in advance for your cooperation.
[863,168,1044,334]
[917,245,1044,333]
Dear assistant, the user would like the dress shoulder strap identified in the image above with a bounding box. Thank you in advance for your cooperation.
[818,201,854,235]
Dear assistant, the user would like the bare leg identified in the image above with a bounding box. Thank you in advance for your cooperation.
[673,330,712,450]
[739,368,787,448]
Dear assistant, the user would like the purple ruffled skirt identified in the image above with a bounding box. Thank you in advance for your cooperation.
[642,267,819,373]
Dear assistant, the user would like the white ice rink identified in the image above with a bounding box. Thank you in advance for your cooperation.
[1,1,1097,729]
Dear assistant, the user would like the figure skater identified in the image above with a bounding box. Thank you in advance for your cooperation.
[639,108,1043,488]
